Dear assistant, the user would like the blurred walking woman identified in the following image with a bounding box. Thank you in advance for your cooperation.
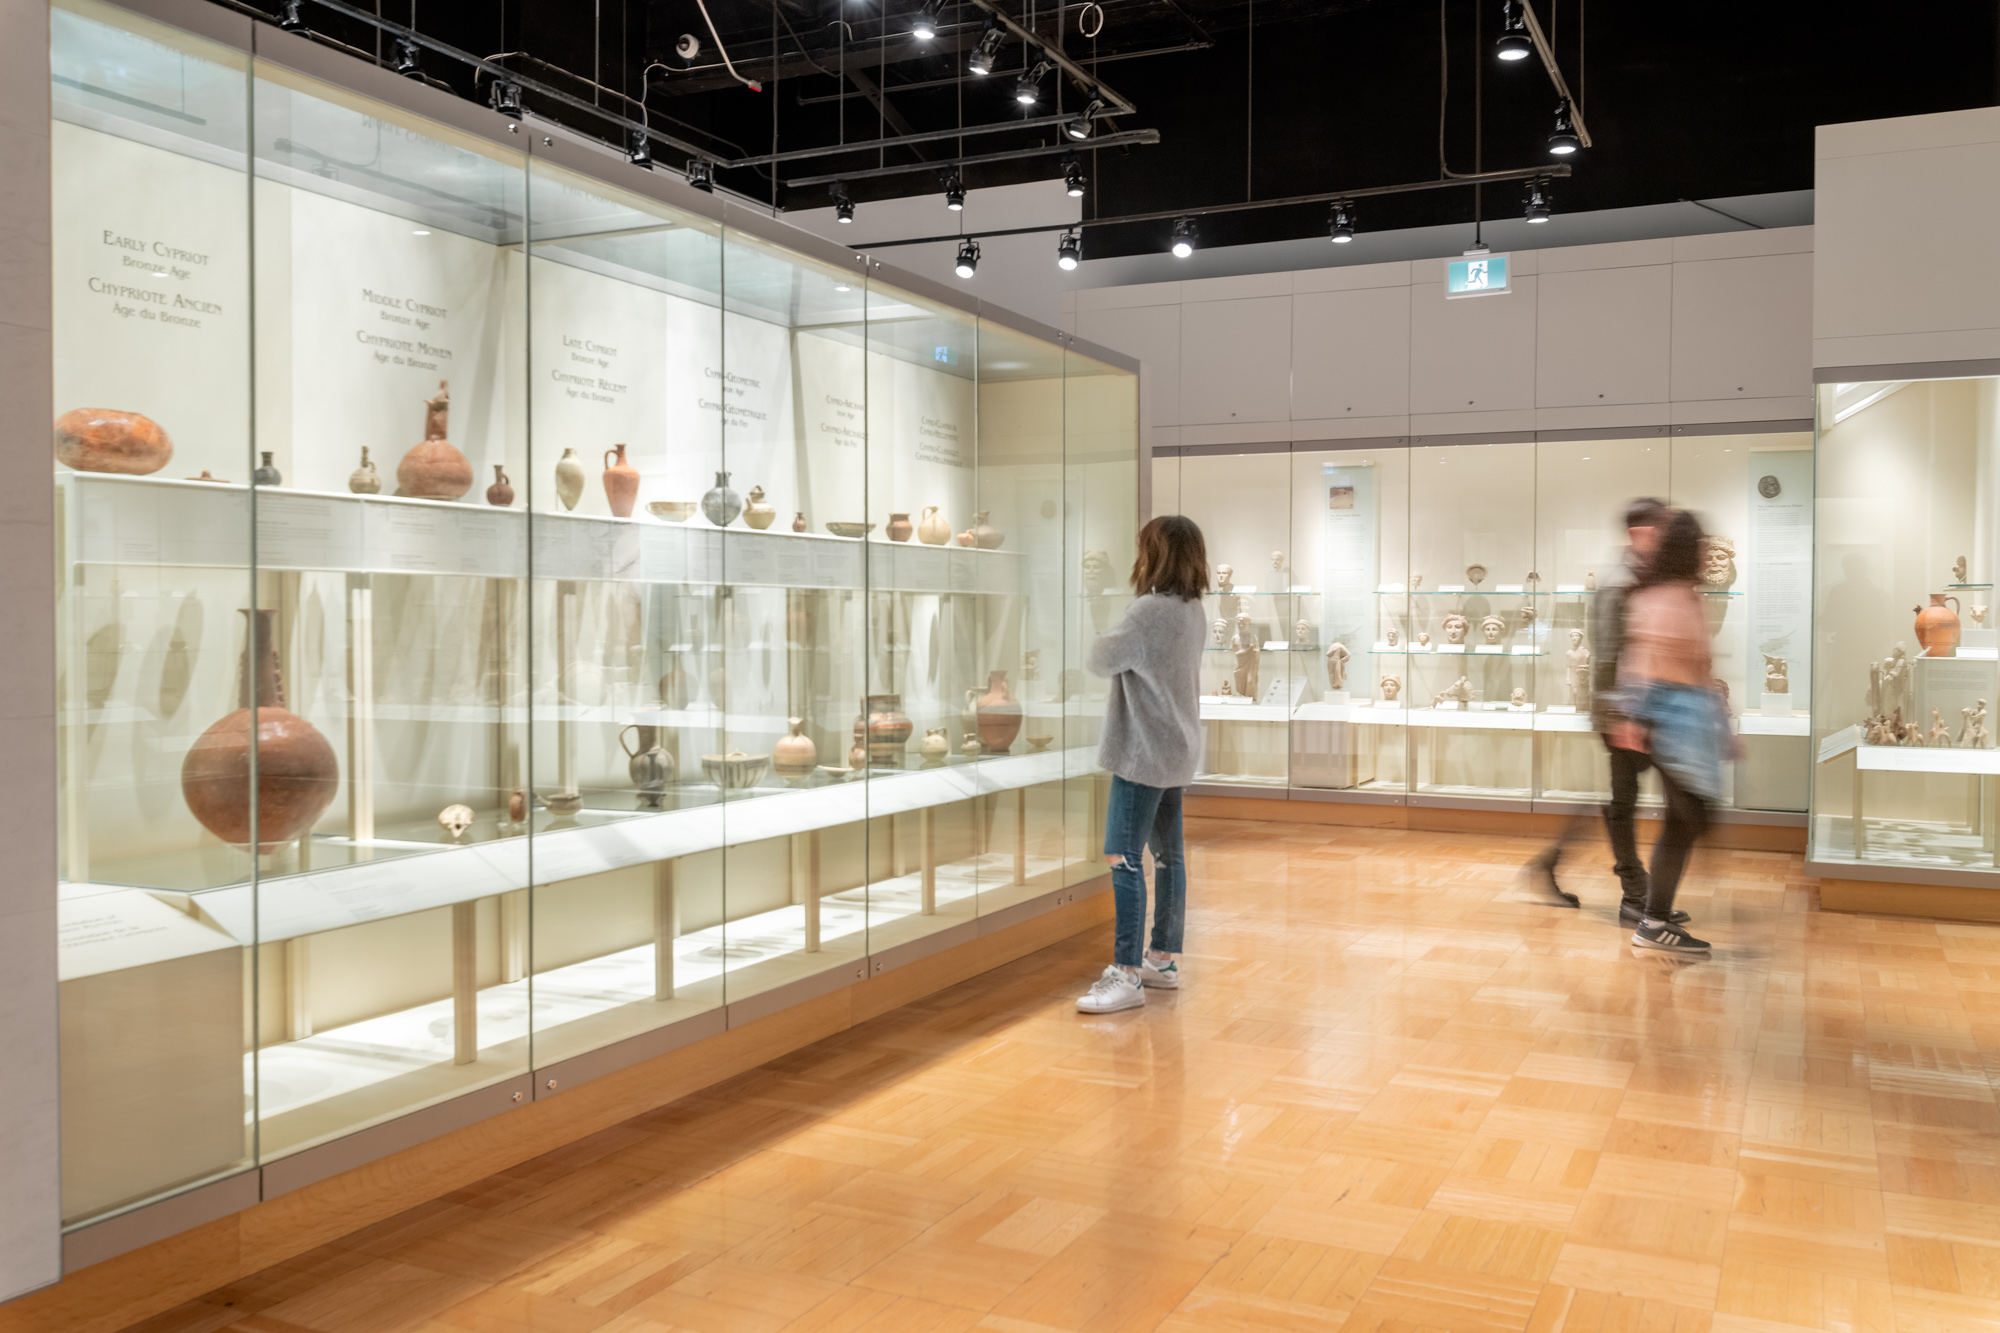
[1616,508,1733,955]
[1078,515,1210,1013]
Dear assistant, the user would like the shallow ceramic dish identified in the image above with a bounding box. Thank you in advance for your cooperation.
[825,522,876,539]
[539,792,584,815]
[648,501,698,522]
[701,751,770,789]
[1026,734,1054,753]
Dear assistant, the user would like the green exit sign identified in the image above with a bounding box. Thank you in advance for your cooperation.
[1446,254,1510,297]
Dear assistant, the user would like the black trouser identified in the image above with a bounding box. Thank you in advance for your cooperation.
[1646,766,1708,919]
[1534,744,1651,907]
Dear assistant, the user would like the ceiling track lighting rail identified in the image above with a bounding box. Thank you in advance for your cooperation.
[784,128,1159,187]
[850,163,1570,249]
[1506,0,1592,149]
[962,0,1139,117]
[792,40,1209,105]
[241,0,1154,185]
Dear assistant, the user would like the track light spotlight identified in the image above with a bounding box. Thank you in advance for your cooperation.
[1062,154,1086,199]
[628,128,653,169]
[942,169,965,211]
[488,79,524,118]
[1015,61,1049,105]
[955,238,981,279]
[911,0,942,40]
[1170,216,1197,259]
[1328,201,1354,243]
[831,181,855,223]
[392,37,421,77]
[1495,1,1532,61]
[1547,104,1580,156]
[1057,230,1082,271]
[1524,179,1552,223]
[686,158,714,192]
[277,0,307,32]
[968,21,1003,75]
[1065,94,1107,141]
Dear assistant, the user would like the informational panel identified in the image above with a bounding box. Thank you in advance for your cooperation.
[1748,447,1813,702]
[1318,462,1377,648]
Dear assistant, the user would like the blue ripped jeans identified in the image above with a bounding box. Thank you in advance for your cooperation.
[1103,775,1186,967]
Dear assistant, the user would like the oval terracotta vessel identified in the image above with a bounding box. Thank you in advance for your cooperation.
[969,511,1005,550]
[886,513,914,543]
[918,506,950,546]
[553,448,586,511]
[858,694,913,767]
[397,380,473,499]
[620,723,674,808]
[55,407,173,475]
[975,669,1023,752]
[774,718,818,777]
[1917,593,1963,658]
[486,464,514,507]
[180,609,339,849]
[602,444,639,517]
[349,446,382,495]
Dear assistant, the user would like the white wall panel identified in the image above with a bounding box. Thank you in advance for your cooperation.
[1078,302,1182,429]
[1672,252,1813,401]
[1536,264,1671,408]
[1178,295,1291,426]
[1409,277,1537,415]
[1291,285,1410,421]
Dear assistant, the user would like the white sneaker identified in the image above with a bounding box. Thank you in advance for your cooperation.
[1077,965,1145,1013]
[1139,954,1180,989]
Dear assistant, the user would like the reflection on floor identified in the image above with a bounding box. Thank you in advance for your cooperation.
[145,817,2000,1333]
[255,851,1072,1133]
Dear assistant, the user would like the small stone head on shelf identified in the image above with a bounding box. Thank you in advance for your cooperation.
[1380,674,1401,701]
[1479,614,1506,645]
[1443,613,1469,644]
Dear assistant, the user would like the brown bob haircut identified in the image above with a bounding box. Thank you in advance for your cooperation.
[1130,515,1209,601]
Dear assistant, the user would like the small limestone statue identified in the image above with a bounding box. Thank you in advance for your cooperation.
[1023,648,1040,683]
[1387,627,1400,648]
[1381,674,1401,701]
[1701,535,1738,589]
[1565,629,1591,711]
[1963,698,1990,748]
[1437,675,1472,706]
[1417,632,1431,648]
[1763,653,1788,695]
[1232,611,1260,700]
[1411,572,1424,590]
[1479,614,1506,645]
[1443,613,1469,645]
[1212,617,1228,649]
[1510,687,1526,707]
[1294,618,1313,650]
[1930,708,1951,747]
[1325,641,1351,690]
[1214,563,1235,595]
[1269,550,1285,572]
[1975,604,1990,627]
[1584,571,1597,591]
[1955,555,1970,584]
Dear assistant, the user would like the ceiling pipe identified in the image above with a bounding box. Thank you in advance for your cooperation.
[784,128,1160,186]
[848,162,1573,247]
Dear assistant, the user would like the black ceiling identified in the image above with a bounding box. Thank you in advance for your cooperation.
[289,0,2000,257]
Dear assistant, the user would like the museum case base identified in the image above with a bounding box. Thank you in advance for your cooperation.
[1186,792,1809,853]
[1819,876,2000,922]
[3,876,1110,1333]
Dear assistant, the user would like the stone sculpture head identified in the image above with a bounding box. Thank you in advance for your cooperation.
[1214,563,1234,592]
[1381,675,1401,700]
[1442,613,1468,644]
[1480,614,1506,644]
[1569,628,1584,649]
[1700,534,1738,588]
[1081,549,1111,594]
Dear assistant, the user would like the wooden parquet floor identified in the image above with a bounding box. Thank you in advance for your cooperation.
[124,817,2000,1333]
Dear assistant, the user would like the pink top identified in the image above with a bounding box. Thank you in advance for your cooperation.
[1620,582,1712,688]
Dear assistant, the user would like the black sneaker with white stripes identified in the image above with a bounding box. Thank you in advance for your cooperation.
[1619,903,1689,926]
[1630,920,1711,955]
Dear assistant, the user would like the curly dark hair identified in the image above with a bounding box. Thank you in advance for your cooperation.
[1637,508,1705,587]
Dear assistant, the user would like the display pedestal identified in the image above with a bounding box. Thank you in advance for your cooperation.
[1322,690,1349,705]
[1760,692,1792,715]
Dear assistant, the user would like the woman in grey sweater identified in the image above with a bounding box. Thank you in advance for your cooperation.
[1077,515,1210,1014]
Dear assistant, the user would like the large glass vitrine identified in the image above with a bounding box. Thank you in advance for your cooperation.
[1811,375,2000,876]
[1153,430,1812,811]
[51,0,1134,1228]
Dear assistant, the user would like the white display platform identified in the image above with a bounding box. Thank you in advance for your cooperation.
[1410,707,1533,731]
[67,746,1084,947]
[60,472,1020,594]
[1200,700,1287,722]
[1853,743,2000,775]
[1739,713,1811,737]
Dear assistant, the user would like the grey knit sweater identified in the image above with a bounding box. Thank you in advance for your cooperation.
[1086,592,1208,788]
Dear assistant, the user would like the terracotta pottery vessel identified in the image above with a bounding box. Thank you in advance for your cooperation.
[180,609,339,849]
[349,447,381,494]
[508,789,528,824]
[857,694,914,767]
[919,728,950,766]
[968,511,1005,549]
[602,444,639,517]
[55,407,173,475]
[956,529,975,548]
[252,452,282,487]
[620,723,674,808]
[553,448,585,511]
[975,669,1023,753]
[486,464,514,507]
[396,381,473,499]
[1916,593,1963,658]
[744,486,776,530]
[918,505,950,546]
[886,513,914,542]
[792,511,808,533]
[774,717,818,777]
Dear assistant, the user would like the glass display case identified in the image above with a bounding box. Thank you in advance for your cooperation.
[51,0,1135,1229]
[1811,374,2000,875]
[1153,430,1812,810]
